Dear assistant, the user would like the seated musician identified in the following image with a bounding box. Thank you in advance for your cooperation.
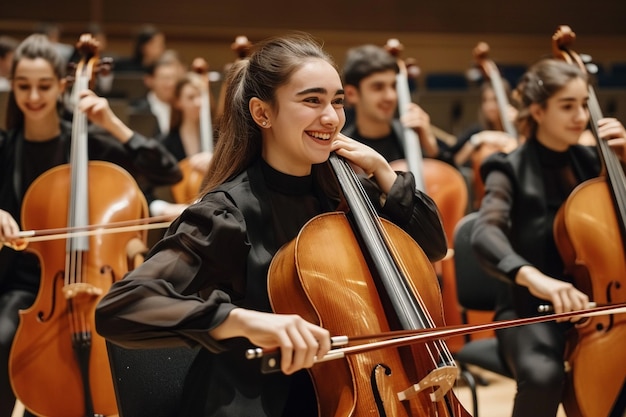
[95,33,447,417]
[0,33,181,417]
[471,58,626,417]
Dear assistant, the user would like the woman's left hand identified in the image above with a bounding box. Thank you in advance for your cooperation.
[332,133,397,193]
[77,90,134,143]
[598,117,626,160]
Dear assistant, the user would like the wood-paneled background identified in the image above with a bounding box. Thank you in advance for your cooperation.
[3,0,626,131]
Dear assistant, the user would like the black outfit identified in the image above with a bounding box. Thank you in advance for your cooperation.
[0,121,181,417]
[96,158,447,417]
[471,138,601,417]
[113,56,146,74]
[160,127,187,161]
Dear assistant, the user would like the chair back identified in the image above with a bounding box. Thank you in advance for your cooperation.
[453,212,506,311]
[106,342,199,417]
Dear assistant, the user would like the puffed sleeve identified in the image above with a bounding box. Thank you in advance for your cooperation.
[95,191,249,352]
[362,171,448,262]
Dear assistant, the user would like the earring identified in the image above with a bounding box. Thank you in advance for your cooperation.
[262,121,267,126]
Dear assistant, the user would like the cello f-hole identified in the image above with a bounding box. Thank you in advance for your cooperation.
[370,363,392,417]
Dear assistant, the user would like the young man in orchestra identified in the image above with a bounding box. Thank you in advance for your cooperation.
[471,58,626,417]
[340,44,449,167]
[0,33,181,417]
[96,33,447,417]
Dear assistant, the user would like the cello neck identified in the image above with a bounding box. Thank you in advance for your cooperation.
[552,26,626,244]
[68,37,100,253]
[587,87,626,241]
[328,151,430,330]
[191,57,214,153]
[384,38,425,191]
[490,71,518,138]
[472,41,518,139]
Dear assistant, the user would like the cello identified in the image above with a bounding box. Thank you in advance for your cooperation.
[469,42,519,208]
[266,150,472,416]
[551,25,626,417]
[170,57,214,204]
[384,39,469,350]
[9,34,149,417]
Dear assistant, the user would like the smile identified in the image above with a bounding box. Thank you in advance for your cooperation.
[307,131,332,141]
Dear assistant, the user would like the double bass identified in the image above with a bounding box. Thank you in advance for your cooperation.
[552,25,626,417]
[266,150,472,416]
[384,39,469,350]
[170,57,214,204]
[9,34,149,417]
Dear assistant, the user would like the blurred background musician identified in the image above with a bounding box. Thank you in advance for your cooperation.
[128,49,185,137]
[471,57,626,417]
[150,70,214,217]
[114,24,166,74]
[0,33,181,417]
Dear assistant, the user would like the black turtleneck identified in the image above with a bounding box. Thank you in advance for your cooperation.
[260,159,322,248]
[536,139,579,215]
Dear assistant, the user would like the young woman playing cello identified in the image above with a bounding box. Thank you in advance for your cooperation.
[95,33,447,417]
[471,58,626,417]
[0,33,181,417]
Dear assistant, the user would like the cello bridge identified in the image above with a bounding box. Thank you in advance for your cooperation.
[397,365,458,402]
[62,282,103,300]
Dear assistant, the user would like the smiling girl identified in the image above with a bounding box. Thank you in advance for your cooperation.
[95,33,447,417]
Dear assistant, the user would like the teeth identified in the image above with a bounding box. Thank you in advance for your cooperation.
[308,132,331,140]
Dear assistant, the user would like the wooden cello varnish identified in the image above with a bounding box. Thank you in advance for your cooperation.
[552,25,626,417]
[9,34,149,417]
[268,152,471,416]
[384,38,469,352]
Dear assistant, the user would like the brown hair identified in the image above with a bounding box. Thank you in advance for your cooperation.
[513,58,587,138]
[198,32,340,197]
[6,34,66,130]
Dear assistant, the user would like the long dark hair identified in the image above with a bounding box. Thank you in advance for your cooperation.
[199,32,340,198]
[6,34,65,130]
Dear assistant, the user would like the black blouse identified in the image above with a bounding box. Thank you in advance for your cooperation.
[471,138,601,316]
[96,157,447,417]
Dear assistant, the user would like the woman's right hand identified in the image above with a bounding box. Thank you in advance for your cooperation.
[0,209,20,241]
[515,265,589,319]
[209,308,331,375]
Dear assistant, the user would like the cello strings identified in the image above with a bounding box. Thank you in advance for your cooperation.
[333,155,455,370]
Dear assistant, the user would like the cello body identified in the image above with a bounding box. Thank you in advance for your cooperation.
[269,213,469,416]
[9,162,148,417]
[170,158,204,204]
[391,157,469,350]
[553,178,626,417]
[551,25,626,416]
